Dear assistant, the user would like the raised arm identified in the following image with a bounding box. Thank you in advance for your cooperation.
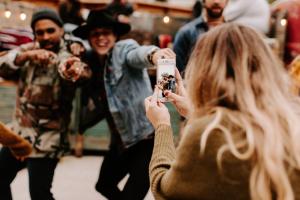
[114,39,175,69]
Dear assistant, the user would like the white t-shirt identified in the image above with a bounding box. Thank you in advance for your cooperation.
[224,0,271,34]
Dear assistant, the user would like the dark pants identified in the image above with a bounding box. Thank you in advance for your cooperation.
[95,138,154,200]
[0,147,58,200]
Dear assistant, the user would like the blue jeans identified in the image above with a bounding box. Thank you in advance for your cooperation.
[0,147,58,200]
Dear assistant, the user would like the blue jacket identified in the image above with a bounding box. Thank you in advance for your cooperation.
[81,39,157,148]
[173,16,208,72]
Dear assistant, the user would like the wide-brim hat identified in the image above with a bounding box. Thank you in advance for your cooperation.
[72,9,131,39]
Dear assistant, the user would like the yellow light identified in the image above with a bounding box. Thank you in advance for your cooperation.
[280,19,287,26]
[163,16,170,24]
[4,9,11,18]
[20,12,27,21]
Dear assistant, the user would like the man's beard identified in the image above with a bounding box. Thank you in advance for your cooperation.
[206,6,224,19]
[39,40,60,53]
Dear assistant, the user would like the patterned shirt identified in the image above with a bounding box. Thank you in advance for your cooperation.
[0,40,88,158]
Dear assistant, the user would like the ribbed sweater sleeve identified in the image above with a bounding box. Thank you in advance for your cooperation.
[149,124,175,200]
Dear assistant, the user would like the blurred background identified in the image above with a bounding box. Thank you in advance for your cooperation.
[0,0,299,155]
[1,0,300,199]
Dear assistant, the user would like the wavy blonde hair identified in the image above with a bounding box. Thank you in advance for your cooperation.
[185,23,300,200]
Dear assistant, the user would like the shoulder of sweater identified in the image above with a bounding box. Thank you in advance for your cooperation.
[184,114,216,137]
[180,115,242,169]
[182,111,239,153]
[179,114,217,152]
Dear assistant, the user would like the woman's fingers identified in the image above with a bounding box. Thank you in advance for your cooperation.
[164,90,179,101]
[151,86,160,103]
[175,68,182,82]
[144,96,152,111]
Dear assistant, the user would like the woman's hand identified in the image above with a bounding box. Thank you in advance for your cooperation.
[164,68,191,118]
[145,87,171,129]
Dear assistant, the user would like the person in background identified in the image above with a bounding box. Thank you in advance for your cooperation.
[0,121,32,159]
[0,8,91,200]
[72,9,175,200]
[105,0,134,27]
[145,23,300,199]
[173,0,228,72]
[223,0,270,34]
[58,0,84,26]
[106,0,134,19]
[58,0,85,37]
[192,0,203,19]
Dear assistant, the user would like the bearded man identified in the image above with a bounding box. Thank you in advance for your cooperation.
[173,0,228,72]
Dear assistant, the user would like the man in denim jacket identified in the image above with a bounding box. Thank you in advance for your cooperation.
[73,9,175,199]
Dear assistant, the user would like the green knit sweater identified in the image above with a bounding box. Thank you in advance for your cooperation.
[149,114,300,199]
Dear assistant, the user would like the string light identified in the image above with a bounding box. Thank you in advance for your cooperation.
[20,12,27,21]
[3,1,11,18]
[4,9,11,18]
[163,15,170,24]
[19,5,27,21]
[280,19,287,26]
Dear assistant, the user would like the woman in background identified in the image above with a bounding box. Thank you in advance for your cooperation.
[145,23,300,200]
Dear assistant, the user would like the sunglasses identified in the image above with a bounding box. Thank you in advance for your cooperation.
[35,28,56,36]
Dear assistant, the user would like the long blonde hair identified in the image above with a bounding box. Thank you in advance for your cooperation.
[185,23,300,200]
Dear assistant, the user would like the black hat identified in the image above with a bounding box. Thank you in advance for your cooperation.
[72,9,131,39]
[31,8,63,30]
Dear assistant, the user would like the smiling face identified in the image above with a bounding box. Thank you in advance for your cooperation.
[88,27,117,56]
[34,19,64,52]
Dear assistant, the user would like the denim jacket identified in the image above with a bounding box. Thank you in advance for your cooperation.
[173,16,208,72]
[83,39,157,148]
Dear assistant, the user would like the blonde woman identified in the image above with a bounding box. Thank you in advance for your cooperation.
[145,23,300,200]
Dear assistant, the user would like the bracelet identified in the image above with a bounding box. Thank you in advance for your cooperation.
[147,48,159,66]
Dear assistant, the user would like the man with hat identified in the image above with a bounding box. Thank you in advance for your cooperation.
[73,9,175,199]
[0,8,91,200]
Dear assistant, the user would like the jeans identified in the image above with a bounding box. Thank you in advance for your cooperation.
[95,138,154,200]
[0,147,58,200]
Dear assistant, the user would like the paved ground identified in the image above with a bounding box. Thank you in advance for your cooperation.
[11,156,154,200]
